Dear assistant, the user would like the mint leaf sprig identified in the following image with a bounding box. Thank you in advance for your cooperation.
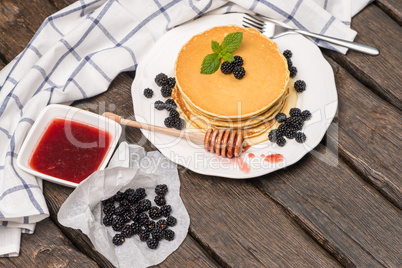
[201,32,243,74]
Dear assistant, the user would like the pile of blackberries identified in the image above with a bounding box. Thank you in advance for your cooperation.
[268,108,311,147]
[220,55,246,79]
[102,184,177,249]
[283,49,297,78]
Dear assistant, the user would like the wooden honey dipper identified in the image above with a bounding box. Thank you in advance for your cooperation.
[102,112,244,158]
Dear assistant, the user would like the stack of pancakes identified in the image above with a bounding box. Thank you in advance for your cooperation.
[173,25,297,146]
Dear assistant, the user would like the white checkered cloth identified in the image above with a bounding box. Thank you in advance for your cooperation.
[0,0,371,258]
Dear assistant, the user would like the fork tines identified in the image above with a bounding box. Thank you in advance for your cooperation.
[242,14,265,32]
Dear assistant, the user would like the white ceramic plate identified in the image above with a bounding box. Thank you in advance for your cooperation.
[17,104,122,187]
[132,13,337,179]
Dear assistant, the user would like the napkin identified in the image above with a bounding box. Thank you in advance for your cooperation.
[58,142,190,267]
[0,0,372,257]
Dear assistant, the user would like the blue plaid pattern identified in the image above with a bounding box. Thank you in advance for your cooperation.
[0,0,370,257]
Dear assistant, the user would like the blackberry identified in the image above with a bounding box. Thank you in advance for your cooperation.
[156,219,168,230]
[283,49,292,59]
[135,199,151,213]
[112,221,125,232]
[295,132,307,143]
[124,188,135,196]
[119,199,130,210]
[221,61,233,74]
[155,73,168,87]
[149,206,162,220]
[277,123,289,135]
[169,109,179,118]
[154,100,166,110]
[164,229,175,241]
[122,211,134,223]
[143,88,153,98]
[301,110,312,121]
[136,188,146,199]
[103,203,115,215]
[114,205,126,216]
[275,113,287,123]
[233,66,245,79]
[285,116,304,131]
[268,129,278,143]
[232,55,244,66]
[112,234,125,246]
[167,77,176,89]
[134,212,149,225]
[289,66,297,78]
[161,86,172,97]
[139,229,150,241]
[289,108,302,117]
[147,238,159,249]
[154,195,166,206]
[114,191,125,202]
[121,224,135,238]
[173,118,185,130]
[285,128,297,139]
[164,116,175,128]
[276,136,286,147]
[102,214,113,226]
[102,196,115,205]
[166,216,177,227]
[287,58,293,68]
[130,222,141,235]
[160,205,172,217]
[155,184,168,196]
[144,221,156,232]
[151,227,164,241]
[165,99,177,110]
[294,80,306,93]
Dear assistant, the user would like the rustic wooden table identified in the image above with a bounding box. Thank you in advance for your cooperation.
[1,0,401,267]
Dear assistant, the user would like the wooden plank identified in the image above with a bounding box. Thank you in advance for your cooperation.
[325,56,402,209]
[0,218,98,267]
[254,145,402,267]
[376,0,402,25]
[324,4,402,109]
[0,0,58,62]
[48,0,74,11]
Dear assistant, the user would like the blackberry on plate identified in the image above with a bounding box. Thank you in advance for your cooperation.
[232,55,244,66]
[121,224,136,238]
[143,88,153,98]
[144,221,156,232]
[154,100,166,110]
[221,61,233,74]
[301,110,312,121]
[147,237,159,249]
[155,184,168,196]
[155,73,168,87]
[285,116,304,131]
[112,234,125,246]
[156,219,168,230]
[173,118,185,130]
[167,77,176,89]
[294,80,306,93]
[149,206,162,220]
[102,214,113,226]
[275,112,287,123]
[161,86,172,97]
[233,66,245,79]
[165,99,177,110]
[295,132,307,143]
[289,66,297,78]
[287,58,293,68]
[276,136,286,147]
[164,116,175,128]
[283,49,292,59]
[166,216,177,227]
[169,109,179,118]
[151,227,164,241]
[285,128,297,139]
[139,229,150,241]
[289,108,302,117]
[160,205,172,217]
[268,129,278,143]
[278,123,289,134]
[155,195,166,206]
[164,229,175,241]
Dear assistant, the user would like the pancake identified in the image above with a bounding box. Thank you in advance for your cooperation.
[175,25,290,119]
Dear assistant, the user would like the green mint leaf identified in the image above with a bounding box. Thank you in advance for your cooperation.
[220,32,243,53]
[222,52,234,62]
[211,40,221,54]
[201,53,221,74]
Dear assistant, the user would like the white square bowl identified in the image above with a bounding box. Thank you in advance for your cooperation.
[17,104,122,188]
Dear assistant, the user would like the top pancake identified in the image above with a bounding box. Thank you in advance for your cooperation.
[175,25,289,118]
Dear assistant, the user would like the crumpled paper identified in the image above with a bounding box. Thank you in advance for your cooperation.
[58,142,190,268]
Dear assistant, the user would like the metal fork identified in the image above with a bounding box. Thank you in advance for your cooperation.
[242,14,379,55]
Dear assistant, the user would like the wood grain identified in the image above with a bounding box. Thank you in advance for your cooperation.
[324,4,402,109]
[254,145,402,267]
[0,218,98,267]
[376,0,402,25]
